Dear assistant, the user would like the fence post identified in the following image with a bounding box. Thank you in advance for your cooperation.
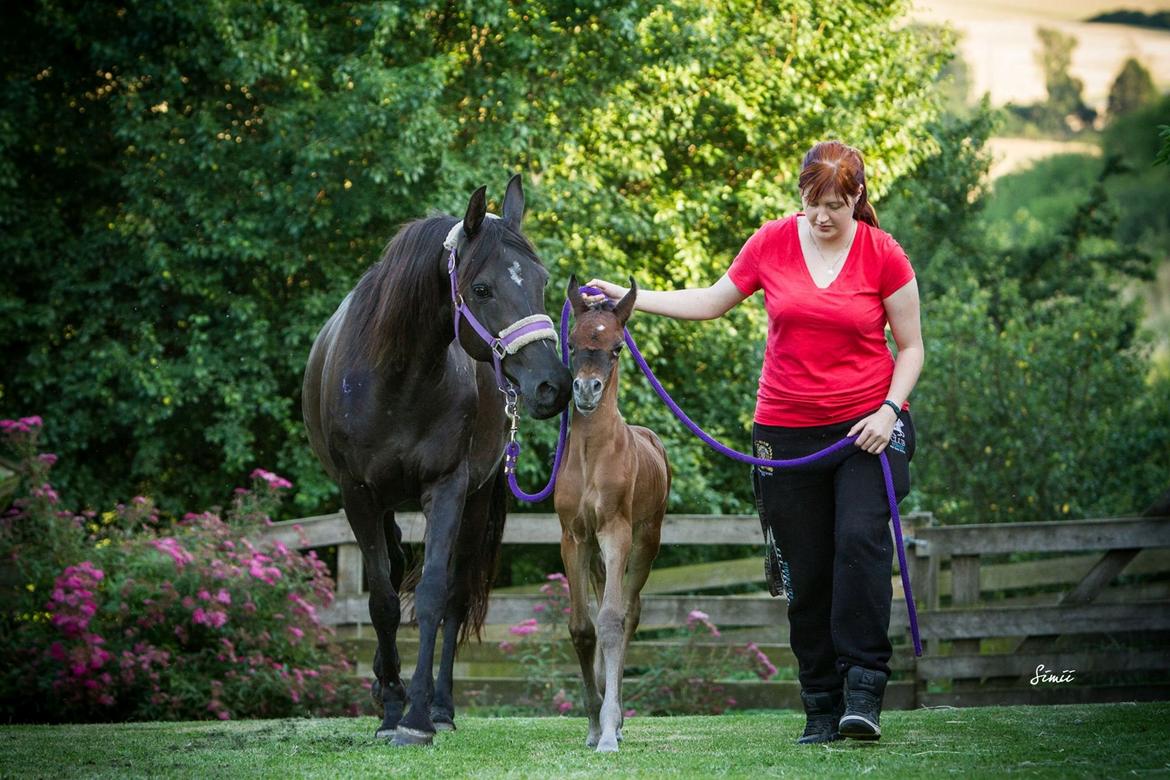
[335,542,364,638]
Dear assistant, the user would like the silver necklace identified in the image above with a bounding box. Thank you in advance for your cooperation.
[808,221,854,276]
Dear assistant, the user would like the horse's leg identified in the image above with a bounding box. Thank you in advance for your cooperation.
[616,520,662,741]
[393,466,469,747]
[594,523,633,753]
[561,532,603,747]
[430,599,464,732]
[343,484,405,738]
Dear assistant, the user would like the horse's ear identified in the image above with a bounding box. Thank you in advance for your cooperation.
[463,185,488,240]
[613,277,637,327]
[501,173,525,230]
[567,273,586,318]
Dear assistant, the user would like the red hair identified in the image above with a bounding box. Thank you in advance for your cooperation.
[798,140,879,228]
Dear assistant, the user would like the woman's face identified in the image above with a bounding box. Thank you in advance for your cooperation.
[801,188,857,242]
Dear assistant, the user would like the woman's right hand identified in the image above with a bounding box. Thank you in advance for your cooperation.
[584,278,628,305]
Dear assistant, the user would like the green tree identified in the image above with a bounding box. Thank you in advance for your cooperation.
[0,1,952,518]
[1107,57,1159,119]
[1038,27,1095,126]
[896,130,1169,523]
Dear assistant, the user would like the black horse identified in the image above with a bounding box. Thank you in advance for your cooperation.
[302,175,571,745]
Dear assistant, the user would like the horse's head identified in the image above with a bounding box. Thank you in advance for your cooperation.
[566,273,637,416]
[452,175,571,419]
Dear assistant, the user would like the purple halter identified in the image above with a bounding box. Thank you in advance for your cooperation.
[444,218,559,396]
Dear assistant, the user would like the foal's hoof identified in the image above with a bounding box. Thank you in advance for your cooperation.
[391,726,435,747]
[596,735,619,753]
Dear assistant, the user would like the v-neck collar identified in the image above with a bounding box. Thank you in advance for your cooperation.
[795,214,860,291]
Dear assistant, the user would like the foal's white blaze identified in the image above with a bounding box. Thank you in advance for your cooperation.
[508,261,523,287]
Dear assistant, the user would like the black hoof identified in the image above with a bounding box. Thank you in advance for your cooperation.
[392,726,435,747]
[433,720,456,732]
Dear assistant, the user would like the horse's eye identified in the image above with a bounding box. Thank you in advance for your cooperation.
[471,283,492,299]
[611,344,623,357]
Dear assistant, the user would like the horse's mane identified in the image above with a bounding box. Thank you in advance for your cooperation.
[346,215,538,367]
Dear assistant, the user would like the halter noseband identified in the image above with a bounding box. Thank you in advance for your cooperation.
[444,218,559,395]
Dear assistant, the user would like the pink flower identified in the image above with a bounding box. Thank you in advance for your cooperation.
[214,589,232,605]
[686,609,720,637]
[509,618,539,636]
[250,468,293,490]
[192,608,228,629]
[37,453,58,465]
[149,537,194,568]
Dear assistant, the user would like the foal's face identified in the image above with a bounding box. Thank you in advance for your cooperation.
[568,309,625,415]
[566,275,637,416]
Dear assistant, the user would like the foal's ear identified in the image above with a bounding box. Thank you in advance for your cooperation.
[463,185,488,240]
[614,277,638,327]
[567,273,587,318]
[501,173,525,230]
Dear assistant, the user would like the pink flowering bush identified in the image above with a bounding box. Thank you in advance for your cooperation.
[621,609,778,716]
[491,572,577,715]
[495,573,778,717]
[0,417,367,723]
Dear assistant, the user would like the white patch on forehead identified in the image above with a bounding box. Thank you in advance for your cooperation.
[595,324,606,332]
[508,261,523,287]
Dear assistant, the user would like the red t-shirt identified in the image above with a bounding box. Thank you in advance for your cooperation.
[727,214,915,427]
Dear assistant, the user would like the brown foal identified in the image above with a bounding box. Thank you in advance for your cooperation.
[553,276,672,752]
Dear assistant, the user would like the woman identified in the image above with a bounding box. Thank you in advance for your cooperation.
[587,140,923,743]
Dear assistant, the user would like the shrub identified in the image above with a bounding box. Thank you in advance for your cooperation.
[0,417,367,723]
[496,574,777,717]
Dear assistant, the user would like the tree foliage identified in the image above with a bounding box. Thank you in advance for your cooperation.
[0,1,950,517]
[883,101,1170,524]
[1107,57,1158,119]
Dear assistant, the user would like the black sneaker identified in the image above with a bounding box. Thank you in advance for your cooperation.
[797,689,844,744]
[839,666,888,741]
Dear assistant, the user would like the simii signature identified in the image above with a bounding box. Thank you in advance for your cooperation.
[1030,664,1076,685]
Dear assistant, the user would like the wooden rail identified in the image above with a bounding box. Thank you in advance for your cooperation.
[259,506,1170,709]
[907,495,1170,707]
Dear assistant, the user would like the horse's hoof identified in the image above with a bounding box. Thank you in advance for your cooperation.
[375,727,396,740]
[596,736,619,753]
[391,726,434,747]
[433,720,456,732]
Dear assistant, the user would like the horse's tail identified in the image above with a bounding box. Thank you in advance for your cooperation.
[458,464,508,644]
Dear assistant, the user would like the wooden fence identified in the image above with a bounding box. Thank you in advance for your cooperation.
[259,504,1170,710]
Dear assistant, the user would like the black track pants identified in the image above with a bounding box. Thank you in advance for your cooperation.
[751,410,915,693]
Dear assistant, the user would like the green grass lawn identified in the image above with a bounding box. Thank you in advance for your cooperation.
[2,703,1168,779]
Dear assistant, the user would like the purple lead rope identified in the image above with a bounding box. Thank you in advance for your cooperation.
[503,300,573,502]
[506,286,922,656]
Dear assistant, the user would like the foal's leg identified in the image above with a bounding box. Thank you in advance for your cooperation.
[617,520,662,740]
[595,524,633,753]
[561,533,603,747]
[343,484,406,738]
[394,466,469,747]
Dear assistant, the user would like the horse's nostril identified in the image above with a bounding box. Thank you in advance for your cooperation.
[590,378,603,394]
[536,381,557,404]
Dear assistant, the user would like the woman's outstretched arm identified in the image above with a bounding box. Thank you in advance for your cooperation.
[584,273,749,321]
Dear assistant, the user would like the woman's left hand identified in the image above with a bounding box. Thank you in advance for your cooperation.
[848,407,898,454]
